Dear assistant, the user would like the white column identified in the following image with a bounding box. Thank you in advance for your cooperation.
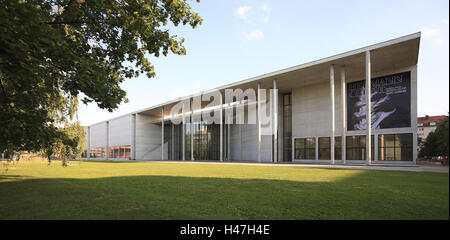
[365,51,372,165]
[374,133,378,162]
[131,114,136,160]
[412,65,418,165]
[182,103,185,161]
[87,127,91,159]
[191,99,194,161]
[171,122,174,160]
[220,92,223,162]
[161,107,164,160]
[227,105,231,161]
[239,117,242,161]
[257,83,261,163]
[273,80,278,163]
[224,124,226,161]
[106,121,109,160]
[341,67,347,164]
[330,65,335,165]
[315,136,319,160]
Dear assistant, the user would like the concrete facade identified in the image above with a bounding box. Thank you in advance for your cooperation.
[135,114,167,160]
[292,65,418,164]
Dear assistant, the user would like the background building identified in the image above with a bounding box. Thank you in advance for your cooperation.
[85,33,420,164]
[417,115,448,140]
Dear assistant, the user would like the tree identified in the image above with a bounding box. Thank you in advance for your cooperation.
[421,131,439,158]
[0,0,202,158]
[44,121,86,166]
[420,117,449,158]
[434,118,449,157]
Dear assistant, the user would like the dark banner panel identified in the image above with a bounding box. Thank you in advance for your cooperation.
[347,71,411,130]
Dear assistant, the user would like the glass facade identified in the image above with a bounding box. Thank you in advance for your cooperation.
[167,123,183,160]
[318,137,330,160]
[346,135,374,160]
[87,125,414,163]
[335,136,342,160]
[318,137,342,160]
[89,147,105,158]
[108,145,131,159]
[294,138,315,160]
[185,122,191,160]
[378,133,413,161]
[185,121,221,160]
[283,94,292,162]
[223,123,230,161]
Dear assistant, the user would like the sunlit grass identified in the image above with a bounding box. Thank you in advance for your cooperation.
[0,159,448,220]
[1,159,364,182]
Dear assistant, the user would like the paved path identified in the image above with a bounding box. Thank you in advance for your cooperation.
[85,159,449,173]
[153,161,449,173]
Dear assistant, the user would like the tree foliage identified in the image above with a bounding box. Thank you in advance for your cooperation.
[44,121,86,166]
[420,117,449,158]
[0,0,202,157]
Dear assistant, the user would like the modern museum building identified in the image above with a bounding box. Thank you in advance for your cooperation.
[85,32,420,165]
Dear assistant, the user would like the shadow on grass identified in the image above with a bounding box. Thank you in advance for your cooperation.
[0,175,28,180]
[0,172,448,220]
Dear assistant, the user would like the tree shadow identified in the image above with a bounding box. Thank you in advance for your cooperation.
[0,175,29,180]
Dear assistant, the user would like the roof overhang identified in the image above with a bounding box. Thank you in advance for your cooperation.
[91,32,421,125]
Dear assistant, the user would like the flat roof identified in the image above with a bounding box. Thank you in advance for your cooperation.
[417,115,448,126]
[88,32,421,127]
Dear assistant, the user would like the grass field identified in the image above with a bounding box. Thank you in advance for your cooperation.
[0,160,448,220]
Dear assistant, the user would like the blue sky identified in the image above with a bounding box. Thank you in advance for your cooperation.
[78,0,449,126]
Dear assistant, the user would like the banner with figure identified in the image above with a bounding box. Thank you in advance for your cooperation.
[347,71,411,130]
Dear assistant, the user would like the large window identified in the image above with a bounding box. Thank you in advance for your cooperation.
[335,137,342,160]
[346,135,374,160]
[318,137,330,160]
[295,138,315,160]
[283,94,292,162]
[109,146,118,158]
[318,137,342,160]
[185,121,220,161]
[185,122,191,160]
[120,146,131,159]
[108,145,131,159]
[378,133,413,161]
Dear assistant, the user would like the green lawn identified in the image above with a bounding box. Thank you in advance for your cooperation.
[0,160,448,220]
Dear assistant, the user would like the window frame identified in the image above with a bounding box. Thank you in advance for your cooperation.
[378,133,413,161]
[345,135,374,161]
[317,136,342,160]
[294,137,316,160]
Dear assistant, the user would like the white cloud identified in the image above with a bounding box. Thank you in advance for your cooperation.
[423,28,440,37]
[261,3,270,23]
[236,6,251,20]
[261,3,269,12]
[422,27,446,46]
[242,29,264,42]
[434,38,445,45]
[236,4,270,23]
